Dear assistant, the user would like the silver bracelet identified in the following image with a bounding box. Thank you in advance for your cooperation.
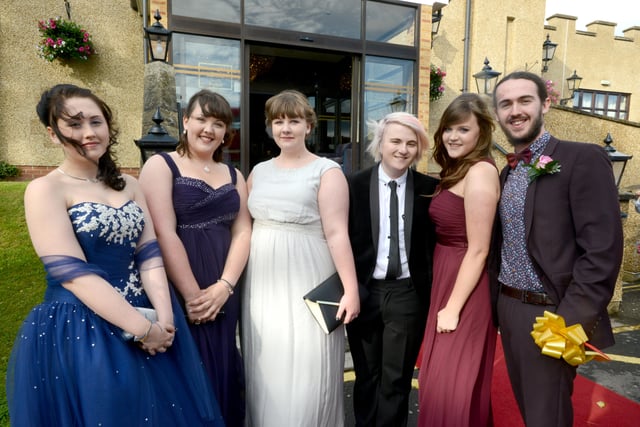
[218,278,234,295]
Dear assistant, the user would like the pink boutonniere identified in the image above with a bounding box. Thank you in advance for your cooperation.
[524,155,561,183]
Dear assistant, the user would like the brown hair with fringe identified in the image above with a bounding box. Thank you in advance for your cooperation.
[178,90,234,163]
[432,93,495,191]
[264,89,317,130]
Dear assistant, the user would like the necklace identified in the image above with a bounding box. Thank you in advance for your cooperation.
[57,168,99,183]
[203,165,211,173]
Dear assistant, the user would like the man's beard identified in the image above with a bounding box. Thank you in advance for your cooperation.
[501,111,544,146]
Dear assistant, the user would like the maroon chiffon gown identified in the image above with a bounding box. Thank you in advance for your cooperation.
[418,189,497,427]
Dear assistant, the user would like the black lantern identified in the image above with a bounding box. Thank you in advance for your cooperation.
[135,107,178,163]
[389,93,407,112]
[431,9,442,38]
[144,9,172,62]
[566,70,582,95]
[560,70,583,105]
[473,58,501,95]
[542,34,557,73]
[603,133,632,188]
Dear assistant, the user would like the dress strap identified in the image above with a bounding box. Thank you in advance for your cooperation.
[226,163,237,185]
[158,152,181,178]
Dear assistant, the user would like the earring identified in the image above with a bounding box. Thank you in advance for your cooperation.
[183,129,187,135]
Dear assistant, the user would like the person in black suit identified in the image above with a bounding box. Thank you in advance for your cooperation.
[347,112,439,427]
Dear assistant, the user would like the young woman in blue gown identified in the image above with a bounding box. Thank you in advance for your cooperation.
[5,84,224,427]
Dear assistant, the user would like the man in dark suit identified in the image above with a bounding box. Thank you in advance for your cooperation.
[347,112,438,427]
[489,71,623,427]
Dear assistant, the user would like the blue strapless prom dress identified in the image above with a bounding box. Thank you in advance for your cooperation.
[6,201,225,427]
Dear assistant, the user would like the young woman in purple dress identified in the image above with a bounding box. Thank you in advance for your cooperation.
[140,89,251,427]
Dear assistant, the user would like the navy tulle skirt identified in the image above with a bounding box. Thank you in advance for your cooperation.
[6,287,225,427]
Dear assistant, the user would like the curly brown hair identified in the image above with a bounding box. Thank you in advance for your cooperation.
[36,84,125,191]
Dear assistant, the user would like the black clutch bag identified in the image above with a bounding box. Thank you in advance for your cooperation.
[303,272,344,334]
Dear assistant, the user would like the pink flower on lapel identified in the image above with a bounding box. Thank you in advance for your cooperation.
[524,155,561,184]
[537,155,553,167]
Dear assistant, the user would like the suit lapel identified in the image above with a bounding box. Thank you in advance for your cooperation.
[404,169,414,259]
[524,137,559,239]
[369,166,380,253]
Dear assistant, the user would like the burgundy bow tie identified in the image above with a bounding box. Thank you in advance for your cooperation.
[506,149,532,169]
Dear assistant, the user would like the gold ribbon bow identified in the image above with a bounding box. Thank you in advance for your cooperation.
[530,311,609,366]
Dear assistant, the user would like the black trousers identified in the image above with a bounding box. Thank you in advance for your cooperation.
[346,278,427,427]
[498,292,577,427]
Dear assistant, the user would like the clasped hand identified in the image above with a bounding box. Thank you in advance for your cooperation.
[140,322,176,356]
[186,283,229,324]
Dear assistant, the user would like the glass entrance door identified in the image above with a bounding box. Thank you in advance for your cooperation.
[247,44,355,172]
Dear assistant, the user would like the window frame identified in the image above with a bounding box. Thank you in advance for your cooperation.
[573,89,630,120]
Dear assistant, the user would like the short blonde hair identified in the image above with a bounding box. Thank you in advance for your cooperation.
[366,112,429,165]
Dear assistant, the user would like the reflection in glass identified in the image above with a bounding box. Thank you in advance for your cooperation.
[364,56,414,123]
[366,1,416,46]
[245,0,361,39]
[172,34,242,166]
[172,0,241,23]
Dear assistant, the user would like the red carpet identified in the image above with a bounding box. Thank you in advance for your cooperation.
[492,337,640,426]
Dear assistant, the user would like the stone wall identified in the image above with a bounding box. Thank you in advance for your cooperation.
[0,1,144,171]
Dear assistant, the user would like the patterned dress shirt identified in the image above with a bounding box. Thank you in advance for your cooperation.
[498,132,551,291]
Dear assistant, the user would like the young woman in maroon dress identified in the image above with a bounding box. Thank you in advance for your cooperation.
[418,93,499,427]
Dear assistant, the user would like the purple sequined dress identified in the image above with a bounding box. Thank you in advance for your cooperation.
[160,152,245,427]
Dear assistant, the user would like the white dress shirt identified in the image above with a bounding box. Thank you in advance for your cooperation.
[373,165,409,280]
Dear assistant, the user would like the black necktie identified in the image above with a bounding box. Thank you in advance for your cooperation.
[386,180,400,280]
[506,148,532,169]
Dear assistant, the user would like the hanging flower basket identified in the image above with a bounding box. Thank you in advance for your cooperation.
[37,17,95,62]
[430,64,446,102]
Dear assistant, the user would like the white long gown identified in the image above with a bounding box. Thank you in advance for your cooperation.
[242,157,345,427]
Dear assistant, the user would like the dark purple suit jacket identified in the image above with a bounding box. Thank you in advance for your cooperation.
[489,136,623,348]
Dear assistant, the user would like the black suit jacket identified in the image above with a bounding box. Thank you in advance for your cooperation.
[488,137,623,348]
[348,165,439,304]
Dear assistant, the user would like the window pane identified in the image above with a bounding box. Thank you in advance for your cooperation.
[172,34,242,166]
[364,56,414,123]
[595,93,605,109]
[581,92,592,108]
[245,0,361,39]
[620,96,627,110]
[607,94,618,111]
[172,0,240,23]
[366,1,416,46]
